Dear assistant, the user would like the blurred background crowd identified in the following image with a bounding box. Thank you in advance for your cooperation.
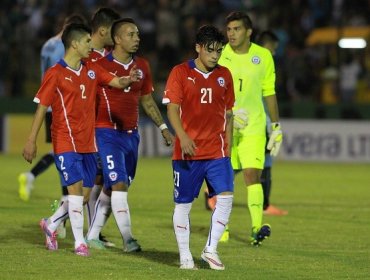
[0,0,369,118]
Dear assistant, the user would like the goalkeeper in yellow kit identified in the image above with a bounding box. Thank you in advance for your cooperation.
[217,11,283,245]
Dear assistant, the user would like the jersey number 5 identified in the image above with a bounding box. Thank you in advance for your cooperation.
[200,88,212,103]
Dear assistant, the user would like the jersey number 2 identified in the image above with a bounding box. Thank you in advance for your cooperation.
[80,84,87,99]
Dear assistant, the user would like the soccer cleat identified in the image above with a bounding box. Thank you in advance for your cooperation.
[75,243,90,257]
[219,225,229,242]
[39,218,58,250]
[124,238,141,252]
[18,173,34,202]
[250,224,271,246]
[180,258,198,270]
[201,249,225,270]
[99,234,115,247]
[87,239,106,250]
[263,205,288,216]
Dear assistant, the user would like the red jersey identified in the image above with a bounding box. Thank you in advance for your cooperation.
[95,53,153,130]
[34,59,114,154]
[88,48,110,62]
[163,60,235,160]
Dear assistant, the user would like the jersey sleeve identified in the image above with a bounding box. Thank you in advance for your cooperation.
[162,66,184,105]
[34,68,58,107]
[262,51,276,97]
[140,59,154,96]
[93,62,115,86]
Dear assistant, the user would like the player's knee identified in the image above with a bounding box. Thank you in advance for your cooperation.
[243,169,261,185]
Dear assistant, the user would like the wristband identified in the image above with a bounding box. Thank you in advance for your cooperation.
[159,123,168,131]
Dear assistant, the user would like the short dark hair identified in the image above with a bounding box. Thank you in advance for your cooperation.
[196,25,225,48]
[91,7,120,33]
[111,18,136,44]
[226,11,253,29]
[257,30,279,46]
[61,23,91,49]
[63,13,86,27]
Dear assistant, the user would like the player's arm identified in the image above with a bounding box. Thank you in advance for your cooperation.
[109,65,141,89]
[140,94,173,146]
[264,94,283,156]
[225,109,233,156]
[264,94,279,123]
[167,103,196,156]
[23,104,48,163]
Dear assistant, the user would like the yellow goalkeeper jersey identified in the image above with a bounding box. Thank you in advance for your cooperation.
[219,42,276,135]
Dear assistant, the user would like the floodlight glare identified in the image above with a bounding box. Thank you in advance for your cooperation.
[338,38,367,49]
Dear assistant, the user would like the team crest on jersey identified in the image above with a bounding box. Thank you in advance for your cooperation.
[251,56,261,64]
[217,77,225,87]
[87,70,96,79]
[109,171,118,181]
[63,171,68,181]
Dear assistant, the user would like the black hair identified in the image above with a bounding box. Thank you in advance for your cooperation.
[226,11,253,29]
[257,30,279,45]
[91,7,120,33]
[195,25,225,48]
[63,13,87,27]
[61,23,91,49]
[111,18,136,44]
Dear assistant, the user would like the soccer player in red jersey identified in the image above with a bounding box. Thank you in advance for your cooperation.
[22,23,140,256]
[84,7,121,248]
[163,25,235,270]
[86,18,173,252]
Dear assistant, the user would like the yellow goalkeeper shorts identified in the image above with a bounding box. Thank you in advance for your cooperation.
[231,133,266,170]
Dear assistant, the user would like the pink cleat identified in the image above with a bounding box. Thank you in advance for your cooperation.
[39,218,58,250]
[75,243,90,257]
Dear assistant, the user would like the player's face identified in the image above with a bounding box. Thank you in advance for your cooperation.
[226,20,251,49]
[103,26,114,47]
[196,42,223,72]
[115,23,140,54]
[76,34,92,58]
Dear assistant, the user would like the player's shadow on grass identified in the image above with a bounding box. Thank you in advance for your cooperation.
[2,221,74,249]
[109,247,180,267]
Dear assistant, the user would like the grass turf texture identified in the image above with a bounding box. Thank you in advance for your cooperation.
[0,154,369,279]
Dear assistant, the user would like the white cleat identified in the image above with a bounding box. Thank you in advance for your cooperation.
[201,249,225,270]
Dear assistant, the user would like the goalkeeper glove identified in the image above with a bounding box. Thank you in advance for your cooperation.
[233,108,249,129]
[267,122,283,157]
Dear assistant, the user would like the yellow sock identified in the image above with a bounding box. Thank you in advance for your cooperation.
[247,183,263,231]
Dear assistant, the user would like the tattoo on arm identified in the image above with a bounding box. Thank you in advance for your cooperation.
[142,97,164,127]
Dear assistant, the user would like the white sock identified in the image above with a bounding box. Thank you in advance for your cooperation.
[68,195,85,248]
[173,203,193,261]
[48,198,69,232]
[86,185,101,227]
[86,191,111,240]
[205,195,233,252]
[111,191,132,243]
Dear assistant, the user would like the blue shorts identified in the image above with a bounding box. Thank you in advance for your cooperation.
[54,152,97,188]
[96,128,140,189]
[172,157,234,203]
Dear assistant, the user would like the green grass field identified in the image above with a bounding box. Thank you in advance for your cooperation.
[0,154,369,279]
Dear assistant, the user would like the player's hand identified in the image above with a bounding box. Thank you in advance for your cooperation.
[179,134,197,156]
[22,140,37,163]
[161,128,174,146]
[233,108,249,129]
[128,65,142,82]
[267,122,283,157]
